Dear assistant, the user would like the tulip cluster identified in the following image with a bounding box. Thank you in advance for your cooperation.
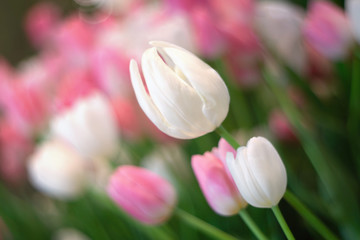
[1,0,360,239]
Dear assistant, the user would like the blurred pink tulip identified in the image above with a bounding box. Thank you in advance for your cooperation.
[54,69,96,113]
[25,2,60,48]
[0,80,49,135]
[189,7,225,58]
[306,44,333,79]
[90,48,131,98]
[164,0,257,60]
[0,119,33,185]
[111,97,142,140]
[304,0,353,60]
[107,166,177,225]
[192,139,246,216]
[53,16,95,66]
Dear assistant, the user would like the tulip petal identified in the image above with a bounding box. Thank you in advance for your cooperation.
[130,60,190,139]
[227,148,271,208]
[157,45,230,126]
[246,137,287,206]
[192,153,245,216]
[141,48,215,135]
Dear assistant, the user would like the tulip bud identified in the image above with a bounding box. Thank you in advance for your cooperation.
[107,165,177,225]
[192,151,247,216]
[50,92,118,159]
[346,0,360,44]
[28,140,87,199]
[130,41,230,139]
[227,137,287,208]
[304,0,353,60]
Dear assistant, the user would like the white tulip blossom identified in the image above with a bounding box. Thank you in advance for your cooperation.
[130,41,230,139]
[227,137,287,208]
[346,0,360,43]
[28,140,88,200]
[50,92,118,159]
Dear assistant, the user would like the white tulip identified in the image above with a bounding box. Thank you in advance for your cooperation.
[227,137,287,208]
[28,140,88,199]
[255,2,306,75]
[50,92,118,159]
[346,0,360,43]
[130,41,230,139]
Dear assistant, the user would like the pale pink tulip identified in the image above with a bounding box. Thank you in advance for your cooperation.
[192,140,247,216]
[107,166,177,225]
[90,48,131,98]
[304,0,353,60]
[51,92,118,159]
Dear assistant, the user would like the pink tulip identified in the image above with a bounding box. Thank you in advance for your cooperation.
[0,80,49,135]
[53,16,95,66]
[25,2,60,48]
[107,166,177,225]
[0,119,33,185]
[189,7,225,58]
[304,0,353,60]
[192,139,247,216]
[90,48,131,98]
[53,69,96,113]
[213,138,237,167]
[111,97,143,140]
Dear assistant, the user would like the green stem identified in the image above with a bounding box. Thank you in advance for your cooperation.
[238,210,268,240]
[284,191,339,240]
[84,198,112,240]
[271,206,295,240]
[175,209,240,240]
[215,125,241,149]
[348,48,360,177]
[215,126,270,240]
[263,69,360,237]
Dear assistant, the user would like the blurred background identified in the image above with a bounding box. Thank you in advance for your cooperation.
[1,0,359,239]
[0,0,76,65]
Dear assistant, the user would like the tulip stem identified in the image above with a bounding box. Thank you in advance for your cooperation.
[175,209,240,240]
[238,210,268,240]
[271,205,295,240]
[215,125,241,149]
[284,191,339,240]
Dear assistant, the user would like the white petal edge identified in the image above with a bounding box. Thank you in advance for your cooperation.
[129,59,191,139]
